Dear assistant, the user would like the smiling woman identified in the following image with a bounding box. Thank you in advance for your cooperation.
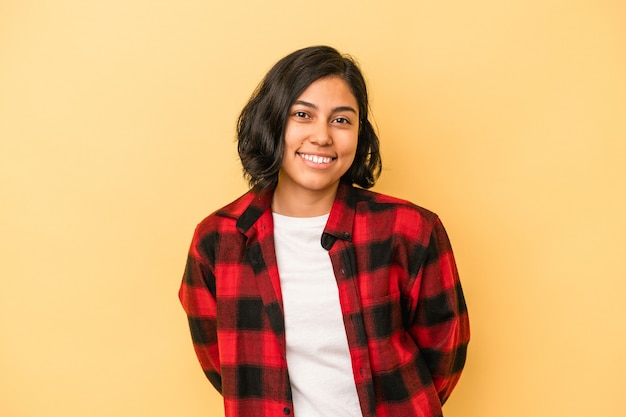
[178,45,470,417]
[276,76,360,216]
[236,46,381,193]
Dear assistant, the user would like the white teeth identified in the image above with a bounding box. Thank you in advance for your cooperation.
[300,153,333,164]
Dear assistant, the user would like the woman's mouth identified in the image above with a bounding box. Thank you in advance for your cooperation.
[298,153,335,164]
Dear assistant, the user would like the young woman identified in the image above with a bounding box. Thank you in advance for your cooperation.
[179,45,469,417]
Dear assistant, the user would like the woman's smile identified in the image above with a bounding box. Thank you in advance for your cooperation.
[297,152,336,166]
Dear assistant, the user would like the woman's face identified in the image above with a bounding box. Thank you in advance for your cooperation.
[277,76,359,200]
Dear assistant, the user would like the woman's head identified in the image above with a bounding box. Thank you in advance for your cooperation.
[237,45,381,191]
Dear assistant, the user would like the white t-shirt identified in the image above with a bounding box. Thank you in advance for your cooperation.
[272,212,363,417]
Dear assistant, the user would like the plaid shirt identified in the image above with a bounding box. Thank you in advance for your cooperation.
[179,182,469,417]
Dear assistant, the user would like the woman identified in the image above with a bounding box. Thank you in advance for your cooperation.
[179,45,469,417]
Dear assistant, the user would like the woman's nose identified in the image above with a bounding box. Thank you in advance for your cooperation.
[310,121,332,145]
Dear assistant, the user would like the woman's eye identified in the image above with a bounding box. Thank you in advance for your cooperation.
[334,117,350,124]
[294,111,309,118]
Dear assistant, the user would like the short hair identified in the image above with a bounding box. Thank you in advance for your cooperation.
[237,45,382,191]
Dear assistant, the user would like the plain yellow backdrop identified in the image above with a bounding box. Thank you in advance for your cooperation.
[1,1,625,416]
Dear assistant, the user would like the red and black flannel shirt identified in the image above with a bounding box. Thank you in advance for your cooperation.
[179,182,469,417]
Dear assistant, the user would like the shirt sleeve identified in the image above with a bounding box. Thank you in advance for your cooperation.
[405,217,470,404]
[178,226,223,393]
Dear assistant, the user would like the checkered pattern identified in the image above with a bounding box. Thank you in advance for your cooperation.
[179,182,469,417]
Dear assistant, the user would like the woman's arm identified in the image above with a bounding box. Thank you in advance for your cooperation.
[179,228,222,393]
[405,217,470,404]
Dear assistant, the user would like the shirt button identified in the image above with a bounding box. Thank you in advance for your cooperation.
[283,407,291,415]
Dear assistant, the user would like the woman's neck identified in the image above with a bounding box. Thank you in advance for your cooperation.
[271,183,338,217]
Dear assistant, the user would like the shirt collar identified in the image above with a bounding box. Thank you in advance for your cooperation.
[236,188,274,234]
[219,182,357,244]
[324,181,356,243]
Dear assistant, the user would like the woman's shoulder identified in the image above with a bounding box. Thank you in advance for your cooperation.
[352,186,439,222]
[193,189,260,234]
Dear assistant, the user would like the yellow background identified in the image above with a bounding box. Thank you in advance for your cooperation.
[1,1,625,416]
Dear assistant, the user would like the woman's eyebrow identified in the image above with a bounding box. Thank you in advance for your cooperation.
[293,100,357,114]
